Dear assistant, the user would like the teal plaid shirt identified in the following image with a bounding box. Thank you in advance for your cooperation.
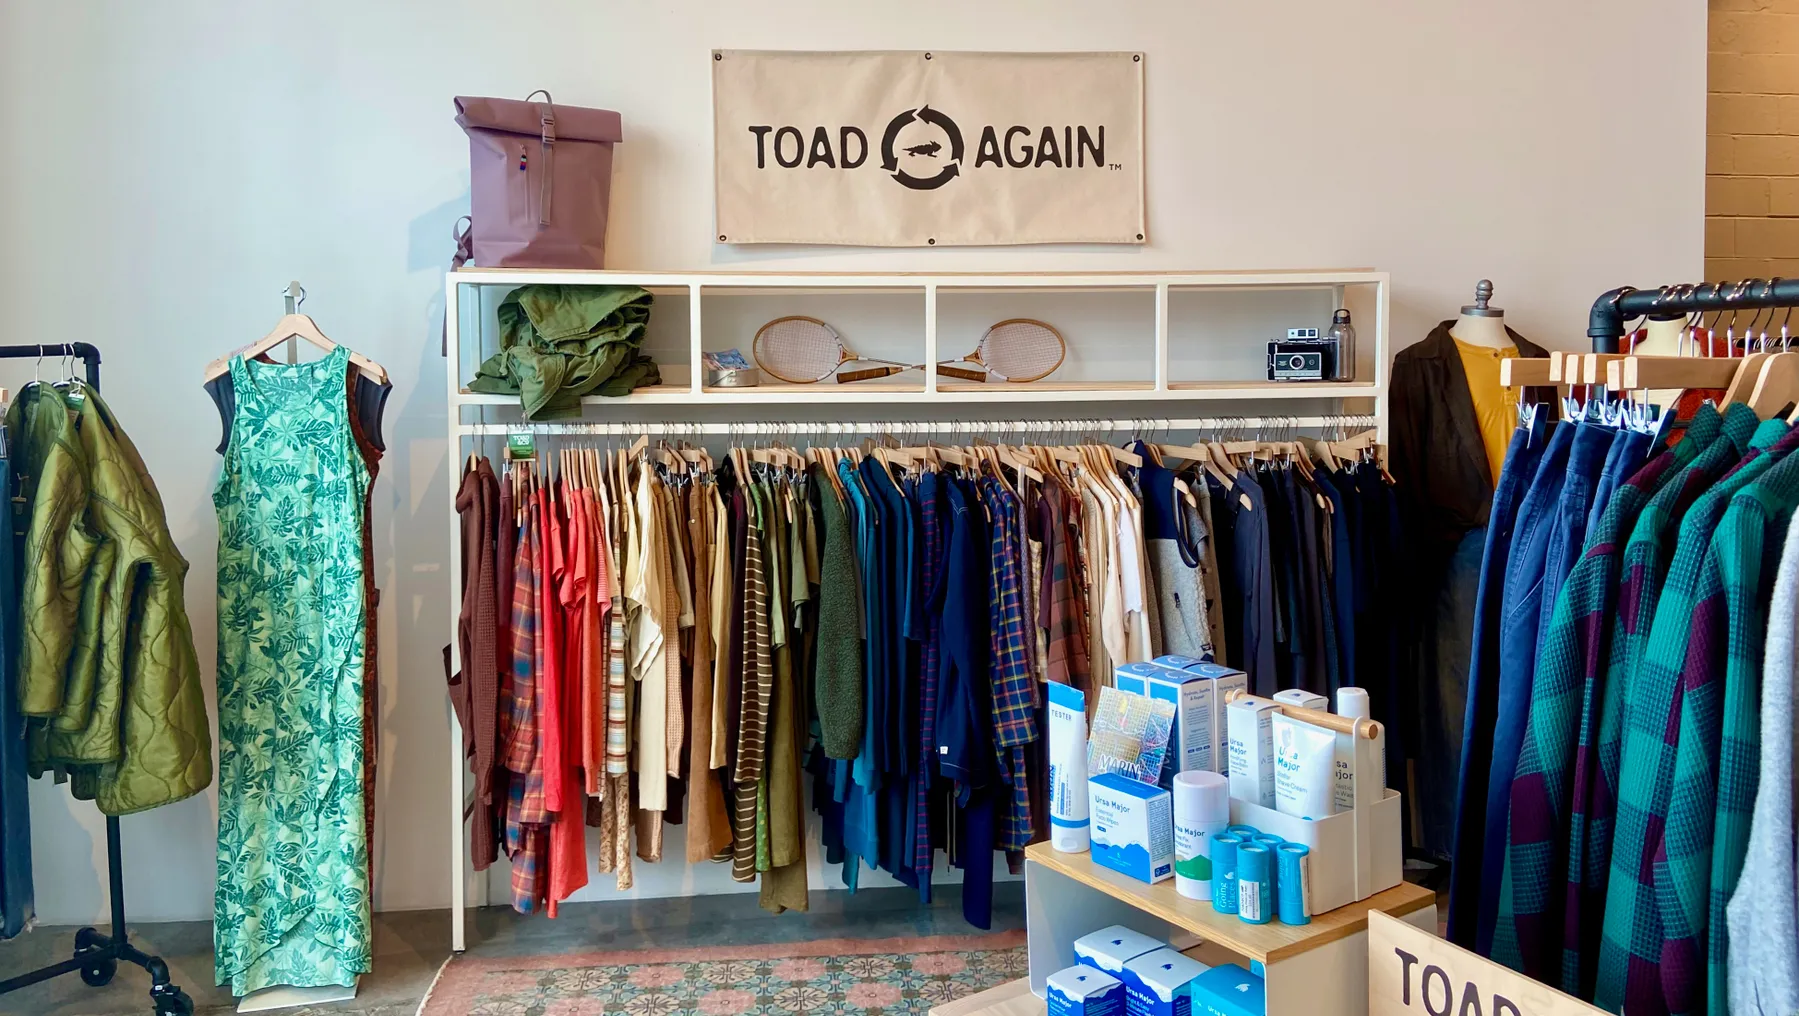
[1497,406,1720,993]
[1597,414,1791,1015]
[1666,425,1799,1016]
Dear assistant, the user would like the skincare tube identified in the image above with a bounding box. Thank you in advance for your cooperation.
[1048,681,1091,852]
[1333,686,1385,811]
[1236,843,1273,924]
[1210,833,1243,914]
[1277,843,1312,925]
[1272,714,1336,819]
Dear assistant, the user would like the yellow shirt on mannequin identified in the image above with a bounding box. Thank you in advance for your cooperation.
[1453,337,1520,485]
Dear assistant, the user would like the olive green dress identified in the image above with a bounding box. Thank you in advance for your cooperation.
[213,347,371,995]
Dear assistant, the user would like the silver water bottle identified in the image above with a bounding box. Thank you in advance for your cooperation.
[1327,309,1356,381]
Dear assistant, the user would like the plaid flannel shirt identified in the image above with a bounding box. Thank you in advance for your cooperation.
[1597,414,1789,1015]
[1497,407,1718,991]
[1668,427,1799,1016]
[983,477,1038,851]
[915,471,945,884]
[1034,482,1090,691]
[1577,407,1756,989]
[506,516,548,912]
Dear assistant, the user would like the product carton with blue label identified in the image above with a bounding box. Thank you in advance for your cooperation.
[1089,772,1175,883]
[1115,662,1214,783]
[1073,926,1166,977]
[1189,964,1265,1016]
[1047,966,1126,1016]
[1120,948,1210,1016]
[1176,662,1249,775]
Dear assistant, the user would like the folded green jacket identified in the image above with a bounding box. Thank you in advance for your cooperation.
[467,284,660,418]
[10,384,210,815]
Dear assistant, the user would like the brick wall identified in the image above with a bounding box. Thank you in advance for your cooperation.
[1707,0,1799,281]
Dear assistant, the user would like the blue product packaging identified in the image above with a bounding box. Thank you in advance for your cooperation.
[1190,964,1266,1016]
[1048,965,1126,1016]
[1089,772,1175,883]
[1235,843,1273,925]
[1276,843,1312,925]
[1153,654,1208,671]
[1073,926,1166,977]
[1226,824,1260,840]
[1209,832,1242,914]
[1120,948,1210,1016]
[1113,662,1216,784]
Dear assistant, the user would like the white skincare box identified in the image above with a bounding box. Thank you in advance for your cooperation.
[1225,697,1277,807]
[1115,662,1214,783]
[1182,663,1250,775]
[1271,688,1328,712]
[1048,966,1126,1016]
[1120,948,1210,1016]
[1089,772,1176,884]
[1074,926,1166,978]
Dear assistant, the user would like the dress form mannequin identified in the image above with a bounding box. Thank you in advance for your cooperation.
[1628,313,1695,356]
[1449,280,1513,348]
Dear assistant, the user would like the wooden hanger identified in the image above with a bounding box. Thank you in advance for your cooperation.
[1609,355,1741,392]
[203,288,387,383]
[1499,357,1555,388]
[1749,352,1799,418]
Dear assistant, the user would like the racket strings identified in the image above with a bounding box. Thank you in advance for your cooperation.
[755,318,843,382]
[981,321,1064,381]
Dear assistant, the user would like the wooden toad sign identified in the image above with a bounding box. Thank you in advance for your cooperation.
[1367,912,1607,1016]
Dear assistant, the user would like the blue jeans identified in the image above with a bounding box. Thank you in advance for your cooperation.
[0,429,31,939]
[1447,409,1553,949]
[1536,423,1618,633]
[1473,417,1576,956]
[1585,430,1651,537]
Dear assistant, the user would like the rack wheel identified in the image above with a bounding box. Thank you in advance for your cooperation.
[150,981,193,1016]
[72,926,116,987]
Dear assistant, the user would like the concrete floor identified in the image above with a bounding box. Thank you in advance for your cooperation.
[0,883,1025,1016]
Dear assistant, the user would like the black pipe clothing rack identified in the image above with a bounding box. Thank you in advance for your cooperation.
[1589,277,1799,351]
[0,343,193,1016]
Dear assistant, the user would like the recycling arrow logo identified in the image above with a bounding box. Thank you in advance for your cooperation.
[880,105,964,191]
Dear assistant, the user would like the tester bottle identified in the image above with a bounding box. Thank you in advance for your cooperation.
[1327,309,1356,381]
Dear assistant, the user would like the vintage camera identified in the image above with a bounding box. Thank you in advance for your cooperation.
[1267,328,1335,381]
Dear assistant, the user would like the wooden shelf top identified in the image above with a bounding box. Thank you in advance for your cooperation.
[1023,842,1435,964]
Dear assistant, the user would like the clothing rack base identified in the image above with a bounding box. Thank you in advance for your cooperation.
[0,344,195,1016]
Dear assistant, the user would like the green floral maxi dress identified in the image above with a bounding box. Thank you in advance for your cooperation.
[213,347,372,995]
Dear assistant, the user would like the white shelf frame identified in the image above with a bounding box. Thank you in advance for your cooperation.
[440,267,1389,953]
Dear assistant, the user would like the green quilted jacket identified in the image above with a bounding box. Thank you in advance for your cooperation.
[10,384,210,815]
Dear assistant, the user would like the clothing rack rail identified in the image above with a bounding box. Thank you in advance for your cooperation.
[1589,278,1799,351]
[455,415,1378,437]
[0,343,193,1016]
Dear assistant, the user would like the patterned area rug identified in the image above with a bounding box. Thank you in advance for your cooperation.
[420,931,1028,1016]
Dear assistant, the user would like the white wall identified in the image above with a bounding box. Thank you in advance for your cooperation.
[0,1,1703,925]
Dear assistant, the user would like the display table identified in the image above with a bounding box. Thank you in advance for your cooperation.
[1024,842,1436,1016]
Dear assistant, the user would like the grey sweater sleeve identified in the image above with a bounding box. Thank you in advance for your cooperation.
[1727,514,1799,1015]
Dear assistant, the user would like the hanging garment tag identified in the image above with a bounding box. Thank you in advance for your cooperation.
[506,432,537,462]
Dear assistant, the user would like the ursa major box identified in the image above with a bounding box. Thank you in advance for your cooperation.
[1089,771,1175,883]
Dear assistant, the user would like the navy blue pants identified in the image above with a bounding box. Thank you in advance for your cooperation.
[1470,418,1577,956]
[1447,411,1553,948]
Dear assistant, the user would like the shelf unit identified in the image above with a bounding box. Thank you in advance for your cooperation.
[441,268,1390,954]
[443,268,1390,409]
[1023,843,1435,1016]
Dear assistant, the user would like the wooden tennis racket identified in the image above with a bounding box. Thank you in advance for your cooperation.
[752,315,916,384]
[937,318,1066,383]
